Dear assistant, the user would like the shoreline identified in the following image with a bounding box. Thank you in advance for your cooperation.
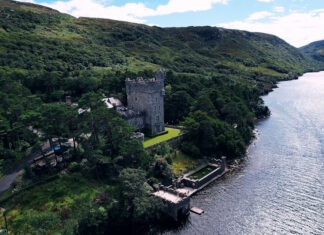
[160,70,324,235]
[184,70,324,193]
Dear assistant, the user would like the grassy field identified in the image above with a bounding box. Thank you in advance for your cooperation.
[171,151,200,176]
[143,127,181,148]
[0,173,112,234]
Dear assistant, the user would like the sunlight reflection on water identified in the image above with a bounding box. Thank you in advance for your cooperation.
[162,72,324,235]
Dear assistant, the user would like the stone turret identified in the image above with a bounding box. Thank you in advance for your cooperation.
[126,70,165,136]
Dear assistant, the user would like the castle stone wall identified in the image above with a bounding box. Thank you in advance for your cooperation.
[126,115,145,131]
[126,70,165,136]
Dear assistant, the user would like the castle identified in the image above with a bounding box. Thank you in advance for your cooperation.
[76,70,165,137]
[124,70,165,136]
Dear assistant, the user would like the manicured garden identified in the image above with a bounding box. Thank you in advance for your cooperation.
[143,127,181,148]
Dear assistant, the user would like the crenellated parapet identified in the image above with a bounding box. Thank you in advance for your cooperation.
[126,71,165,96]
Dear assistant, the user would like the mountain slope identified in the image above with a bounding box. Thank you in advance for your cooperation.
[1,1,324,233]
[300,40,324,62]
[0,0,321,95]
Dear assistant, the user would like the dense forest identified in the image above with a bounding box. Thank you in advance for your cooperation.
[0,0,323,234]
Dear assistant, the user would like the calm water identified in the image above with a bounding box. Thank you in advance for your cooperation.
[163,72,324,235]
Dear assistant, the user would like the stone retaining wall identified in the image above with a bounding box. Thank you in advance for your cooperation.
[154,185,190,221]
[145,134,185,152]
[180,157,226,189]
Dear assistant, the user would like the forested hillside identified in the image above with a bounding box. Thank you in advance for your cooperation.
[0,0,319,97]
[0,0,323,233]
[0,0,320,160]
[300,40,324,62]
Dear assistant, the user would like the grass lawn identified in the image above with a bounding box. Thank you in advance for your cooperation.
[171,151,200,177]
[143,127,181,148]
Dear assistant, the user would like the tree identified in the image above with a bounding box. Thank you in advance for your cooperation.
[150,156,173,185]
[78,92,106,145]
[194,93,218,118]
[182,111,246,159]
[39,103,71,151]
[65,107,80,151]
[165,90,192,124]
[155,142,171,157]
[115,168,163,229]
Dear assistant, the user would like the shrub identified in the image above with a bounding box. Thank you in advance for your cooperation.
[68,162,80,172]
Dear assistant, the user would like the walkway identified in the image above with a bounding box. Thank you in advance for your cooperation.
[0,152,39,196]
[0,140,52,196]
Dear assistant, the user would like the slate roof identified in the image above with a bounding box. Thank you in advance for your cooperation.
[116,106,144,119]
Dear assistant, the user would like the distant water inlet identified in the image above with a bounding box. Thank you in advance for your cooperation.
[161,72,324,235]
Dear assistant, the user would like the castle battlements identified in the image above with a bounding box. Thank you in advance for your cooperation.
[126,76,162,83]
[126,71,165,95]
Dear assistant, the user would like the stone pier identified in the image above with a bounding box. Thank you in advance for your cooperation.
[152,186,190,221]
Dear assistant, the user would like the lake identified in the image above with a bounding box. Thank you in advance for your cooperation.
[162,71,324,235]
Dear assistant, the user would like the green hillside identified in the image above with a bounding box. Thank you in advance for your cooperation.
[0,0,323,234]
[0,0,320,94]
[300,40,324,62]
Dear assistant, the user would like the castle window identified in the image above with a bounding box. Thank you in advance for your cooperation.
[156,116,159,122]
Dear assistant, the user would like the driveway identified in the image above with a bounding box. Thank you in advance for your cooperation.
[0,152,39,196]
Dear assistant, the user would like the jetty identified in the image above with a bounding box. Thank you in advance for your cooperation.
[190,207,204,215]
[152,156,227,221]
[152,186,190,221]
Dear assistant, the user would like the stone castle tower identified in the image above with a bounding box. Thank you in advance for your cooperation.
[126,70,165,136]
